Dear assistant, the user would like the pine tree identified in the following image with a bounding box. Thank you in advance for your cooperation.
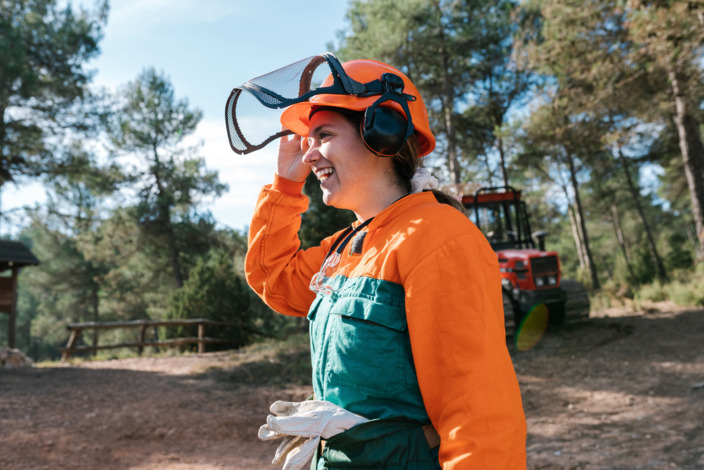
[104,68,226,287]
[0,0,107,187]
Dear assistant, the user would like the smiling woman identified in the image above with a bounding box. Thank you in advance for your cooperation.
[297,110,400,219]
[234,54,527,469]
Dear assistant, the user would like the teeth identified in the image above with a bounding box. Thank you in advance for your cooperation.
[315,168,334,181]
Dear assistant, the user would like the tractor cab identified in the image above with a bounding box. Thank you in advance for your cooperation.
[461,186,541,251]
[461,186,567,332]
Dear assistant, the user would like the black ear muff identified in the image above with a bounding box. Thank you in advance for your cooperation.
[361,106,409,156]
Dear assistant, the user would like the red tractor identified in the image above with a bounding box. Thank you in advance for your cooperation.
[461,186,590,336]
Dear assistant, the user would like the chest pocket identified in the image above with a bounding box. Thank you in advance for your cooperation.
[324,293,410,396]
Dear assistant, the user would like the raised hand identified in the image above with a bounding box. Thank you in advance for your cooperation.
[276,130,310,183]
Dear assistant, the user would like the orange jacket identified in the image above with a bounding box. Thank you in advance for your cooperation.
[246,175,527,468]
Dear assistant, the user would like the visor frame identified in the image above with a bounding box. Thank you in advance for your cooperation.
[225,53,421,155]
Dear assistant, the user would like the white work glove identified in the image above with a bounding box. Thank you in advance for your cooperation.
[258,400,368,470]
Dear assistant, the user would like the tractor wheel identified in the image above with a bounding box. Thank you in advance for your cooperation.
[503,290,518,337]
[561,278,591,322]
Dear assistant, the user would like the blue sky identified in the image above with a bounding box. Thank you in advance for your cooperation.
[3,0,350,233]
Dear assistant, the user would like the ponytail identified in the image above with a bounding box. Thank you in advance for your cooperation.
[394,135,467,215]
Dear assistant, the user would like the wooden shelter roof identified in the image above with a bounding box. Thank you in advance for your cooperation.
[0,240,40,270]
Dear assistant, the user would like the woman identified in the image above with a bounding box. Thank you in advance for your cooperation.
[245,58,526,469]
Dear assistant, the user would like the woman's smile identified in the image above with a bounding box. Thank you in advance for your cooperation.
[314,167,335,183]
[302,110,403,220]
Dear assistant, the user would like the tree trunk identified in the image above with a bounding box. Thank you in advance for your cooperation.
[161,202,184,288]
[443,93,460,184]
[561,177,586,270]
[669,68,704,261]
[434,3,461,184]
[153,145,184,288]
[568,205,586,270]
[0,104,7,190]
[618,148,668,281]
[610,204,638,285]
[498,135,509,187]
[566,153,600,290]
[168,230,184,287]
[483,154,495,188]
[91,287,99,356]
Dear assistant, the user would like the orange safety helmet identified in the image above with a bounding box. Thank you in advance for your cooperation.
[280,59,435,157]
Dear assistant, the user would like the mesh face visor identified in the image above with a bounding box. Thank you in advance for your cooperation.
[225,53,366,155]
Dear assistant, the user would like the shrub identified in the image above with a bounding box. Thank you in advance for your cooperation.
[636,280,668,303]
[634,268,704,307]
[166,250,256,350]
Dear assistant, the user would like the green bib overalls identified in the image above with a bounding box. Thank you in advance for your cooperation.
[308,276,440,469]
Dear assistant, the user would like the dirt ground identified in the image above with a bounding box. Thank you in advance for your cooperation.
[1,301,703,469]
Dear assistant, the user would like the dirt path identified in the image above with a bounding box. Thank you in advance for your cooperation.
[1,302,703,469]
[518,303,704,469]
[0,353,310,470]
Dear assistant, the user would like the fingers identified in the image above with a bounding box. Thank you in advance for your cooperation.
[259,423,285,441]
[272,435,307,465]
[278,133,301,152]
[277,135,310,182]
[270,400,297,415]
[266,413,320,438]
[281,437,320,470]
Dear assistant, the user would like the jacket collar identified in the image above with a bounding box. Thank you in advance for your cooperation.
[353,191,437,232]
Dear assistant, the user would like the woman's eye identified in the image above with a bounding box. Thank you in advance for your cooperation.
[307,131,331,146]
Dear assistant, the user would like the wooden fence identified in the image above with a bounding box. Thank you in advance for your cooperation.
[60,318,236,362]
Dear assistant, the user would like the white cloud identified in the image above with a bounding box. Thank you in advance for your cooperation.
[187,118,278,230]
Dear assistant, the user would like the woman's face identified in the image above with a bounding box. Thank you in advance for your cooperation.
[302,110,401,220]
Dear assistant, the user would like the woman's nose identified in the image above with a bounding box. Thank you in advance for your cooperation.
[302,138,319,165]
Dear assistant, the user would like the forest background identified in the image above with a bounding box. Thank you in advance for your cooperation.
[2,0,704,361]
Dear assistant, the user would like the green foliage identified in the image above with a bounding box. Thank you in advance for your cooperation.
[104,68,227,287]
[16,168,114,358]
[119,68,199,145]
[634,280,667,303]
[664,231,694,272]
[166,250,254,350]
[635,273,704,308]
[8,0,704,362]
[668,281,704,307]
[164,246,299,351]
[15,197,243,360]
[337,0,532,184]
[0,0,108,186]
[521,0,704,262]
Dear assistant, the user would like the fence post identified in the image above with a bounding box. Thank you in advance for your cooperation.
[138,324,147,355]
[61,319,234,359]
[61,328,82,362]
[198,323,205,354]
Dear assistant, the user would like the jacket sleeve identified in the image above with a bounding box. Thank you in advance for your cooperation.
[245,174,331,317]
[402,219,527,469]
